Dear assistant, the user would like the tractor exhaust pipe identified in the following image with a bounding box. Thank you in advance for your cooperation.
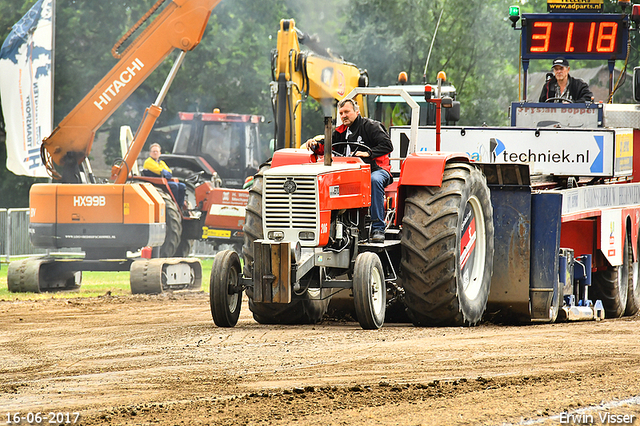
[324,116,332,166]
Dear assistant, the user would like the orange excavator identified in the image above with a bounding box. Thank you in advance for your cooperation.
[7,0,220,294]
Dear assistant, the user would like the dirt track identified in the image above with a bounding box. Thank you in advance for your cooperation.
[1,291,640,426]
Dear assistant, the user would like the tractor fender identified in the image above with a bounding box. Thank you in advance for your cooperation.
[395,152,470,224]
[398,152,470,187]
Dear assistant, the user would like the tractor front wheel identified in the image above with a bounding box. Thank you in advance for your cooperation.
[159,190,183,258]
[210,250,242,327]
[353,252,386,330]
[626,232,640,316]
[592,233,630,318]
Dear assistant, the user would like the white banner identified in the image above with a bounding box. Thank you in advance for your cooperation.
[390,126,618,177]
[0,0,53,177]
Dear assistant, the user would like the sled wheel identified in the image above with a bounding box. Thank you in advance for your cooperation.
[400,162,494,326]
[210,250,242,327]
[353,252,386,330]
[625,231,640,316]
[592,235,630,319]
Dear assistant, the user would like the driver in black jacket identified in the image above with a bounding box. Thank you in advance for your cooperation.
[304,98,393,243]
[539,57,593,103]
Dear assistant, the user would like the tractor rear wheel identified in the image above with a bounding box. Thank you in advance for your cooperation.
[159,191,183,258]
[243,163,330,324]
[175,236,193,258]
[400,162,494,326]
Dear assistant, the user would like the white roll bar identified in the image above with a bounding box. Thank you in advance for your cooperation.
[343,87,421,155]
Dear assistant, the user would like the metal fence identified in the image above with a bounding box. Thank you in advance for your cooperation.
[0,208,223,260]
[0,209,6,258]
[1,208,68,261]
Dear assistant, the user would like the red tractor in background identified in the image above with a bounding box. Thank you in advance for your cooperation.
[139,110,270,255]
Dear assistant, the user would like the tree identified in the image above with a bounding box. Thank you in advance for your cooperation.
[340,0,521,126]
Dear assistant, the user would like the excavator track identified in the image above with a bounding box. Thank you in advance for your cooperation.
[7,258,82,293]
[130,257,202,294]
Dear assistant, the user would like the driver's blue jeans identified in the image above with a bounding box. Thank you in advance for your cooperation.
[371,169,393,232]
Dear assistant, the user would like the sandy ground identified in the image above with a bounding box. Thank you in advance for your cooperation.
[1,291,640,426]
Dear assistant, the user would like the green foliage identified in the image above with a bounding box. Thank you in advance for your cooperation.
[0,138,46,208]
[1,0,640,206]
[341,0,521,125]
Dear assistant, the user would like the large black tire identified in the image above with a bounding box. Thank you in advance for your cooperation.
[626,233,640,316]
[168,168,196,258]
[242,164,268,278]
[210,250,242,327]
[400,162,494,326]
[175,237,193,258]
[353,252,386,330]
[243,163,330,324]
[159,191,183,258]
[591,237,629,319]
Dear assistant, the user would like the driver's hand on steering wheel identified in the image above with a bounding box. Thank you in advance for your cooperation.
[303,135,324,152]
[354,151,370,157]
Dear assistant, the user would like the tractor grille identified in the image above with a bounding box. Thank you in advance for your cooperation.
[264,176,318,229]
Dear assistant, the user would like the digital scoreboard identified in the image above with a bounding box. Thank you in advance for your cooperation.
[521,13,628,61]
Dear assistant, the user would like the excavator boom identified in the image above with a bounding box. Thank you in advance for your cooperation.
[43,0,220,176]
[272,19,369,150]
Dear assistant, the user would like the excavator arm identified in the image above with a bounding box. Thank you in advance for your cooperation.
[42,0,220,180]
[272,19,369,150]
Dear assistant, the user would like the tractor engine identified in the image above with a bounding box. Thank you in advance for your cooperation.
[260,159,372,248]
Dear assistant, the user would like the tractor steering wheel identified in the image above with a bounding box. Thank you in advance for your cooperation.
[331,141,374,158]
[544,97,573,104]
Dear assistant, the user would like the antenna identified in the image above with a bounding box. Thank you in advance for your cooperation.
[423,1,446,84]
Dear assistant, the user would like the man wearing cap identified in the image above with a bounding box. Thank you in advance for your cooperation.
[539,57,593,103]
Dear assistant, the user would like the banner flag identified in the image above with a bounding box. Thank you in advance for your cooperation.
[0,0,53,177]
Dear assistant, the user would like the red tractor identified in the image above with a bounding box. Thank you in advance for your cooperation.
[209,86,495,330]
[132,111,270,257]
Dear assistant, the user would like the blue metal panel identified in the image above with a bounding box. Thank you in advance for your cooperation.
[530,192,562,319]
[485,186,532,321]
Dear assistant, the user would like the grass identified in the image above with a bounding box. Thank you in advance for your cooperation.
[0,257,214,301]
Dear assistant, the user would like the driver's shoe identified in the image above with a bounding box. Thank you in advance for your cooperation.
[371,229,385,243]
